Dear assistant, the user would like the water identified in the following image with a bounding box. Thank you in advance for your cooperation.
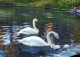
[0,6,80,57]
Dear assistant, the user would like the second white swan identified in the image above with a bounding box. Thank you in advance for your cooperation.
[17,18,39,36]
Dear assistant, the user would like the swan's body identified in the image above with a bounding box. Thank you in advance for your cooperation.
[17,18,39,35]
[17,31,59,48]
[18,36,49,46]
[63,44,69,48]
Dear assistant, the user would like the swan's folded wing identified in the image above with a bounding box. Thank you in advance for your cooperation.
[17,36,49,46]
[25,36,49,46]
[18,27,38,35]
[17,38,31,45]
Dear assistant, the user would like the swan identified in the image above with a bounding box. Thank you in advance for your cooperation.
[63,44,69,48]
[17,18,39,36]
[17,31,59,48]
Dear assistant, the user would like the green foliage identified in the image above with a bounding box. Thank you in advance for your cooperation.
[75,51,80,56]
[0,0,16,5]
[0,0,80,9]
[15,0,30,4]
[41,0,80,9]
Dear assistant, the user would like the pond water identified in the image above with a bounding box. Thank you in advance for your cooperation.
[0,6,80,57]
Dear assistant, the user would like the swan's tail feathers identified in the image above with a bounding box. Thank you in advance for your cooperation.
[17,32,25,36]
[17,31,22,34]
[17,31,22,36]
[17,39,22,43]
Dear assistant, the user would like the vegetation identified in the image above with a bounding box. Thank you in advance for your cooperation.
[0,0,80,9]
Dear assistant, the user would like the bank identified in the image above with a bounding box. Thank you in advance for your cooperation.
[0,0,80,10]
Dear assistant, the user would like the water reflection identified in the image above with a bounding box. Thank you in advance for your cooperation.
[3,44,19,57]
[0,6,80,57]
[20,45,52,54]
[71,26,80,44]
[0,50,6,57]
[44,23,54,43]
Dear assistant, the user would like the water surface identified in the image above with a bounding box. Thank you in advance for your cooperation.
[0,6,80,57]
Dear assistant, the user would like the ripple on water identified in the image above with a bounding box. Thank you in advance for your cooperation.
[0,6,80,57]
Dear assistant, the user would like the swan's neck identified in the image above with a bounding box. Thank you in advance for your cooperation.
[33,20,39,32]
[47,33,52,45]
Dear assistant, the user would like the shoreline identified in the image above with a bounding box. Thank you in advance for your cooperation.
[0,5,80,16]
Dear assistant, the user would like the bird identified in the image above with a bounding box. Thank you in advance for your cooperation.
[17,31,60,49]
[17,18,39,36]
[63,44,69,48]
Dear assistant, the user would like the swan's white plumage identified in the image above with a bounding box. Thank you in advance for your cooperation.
[18,36,49,46]
[17,18,39,35]
[17,31,59,49]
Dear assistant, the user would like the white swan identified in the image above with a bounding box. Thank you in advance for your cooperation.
[17,31,59,48]
[17,18,39,36]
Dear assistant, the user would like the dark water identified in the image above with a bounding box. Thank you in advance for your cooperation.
[0,6,80,57]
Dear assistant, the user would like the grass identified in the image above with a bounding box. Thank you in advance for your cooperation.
[30,0,49,6]
[29,0,80,9]
[0,0,80,9]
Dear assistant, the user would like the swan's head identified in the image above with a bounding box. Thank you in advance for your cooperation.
[33,18,38,22]
[49,31,59,39]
